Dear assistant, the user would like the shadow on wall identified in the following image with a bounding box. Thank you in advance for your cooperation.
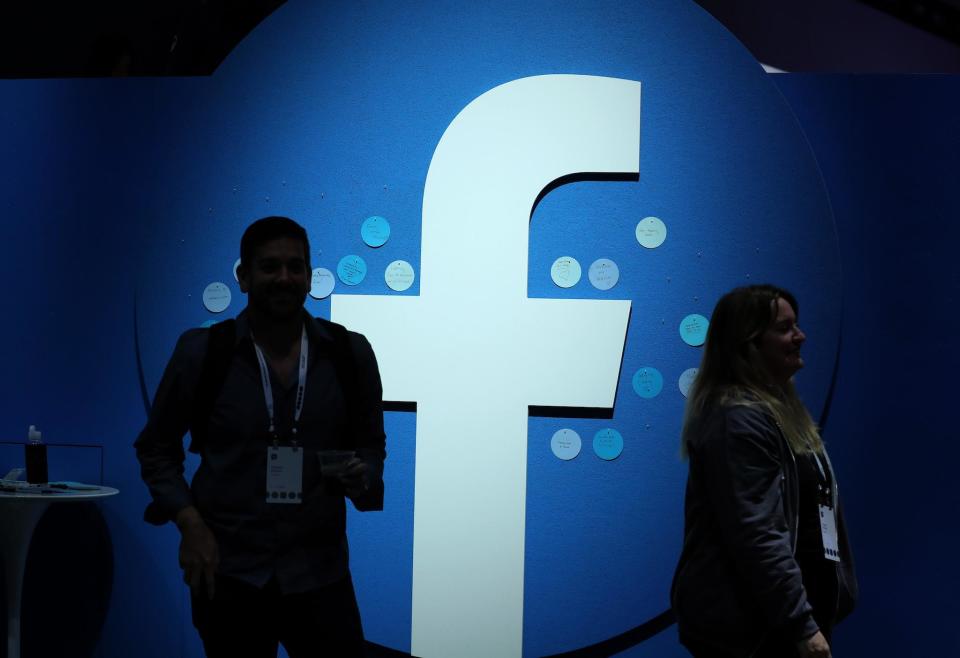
[17,504,114,658]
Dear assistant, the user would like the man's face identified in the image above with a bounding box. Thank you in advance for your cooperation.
[238,236,310,321]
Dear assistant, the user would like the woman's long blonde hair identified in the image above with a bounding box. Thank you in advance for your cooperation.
[681,284,823,457]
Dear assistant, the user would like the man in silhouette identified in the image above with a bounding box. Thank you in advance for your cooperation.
[136,216,385,657]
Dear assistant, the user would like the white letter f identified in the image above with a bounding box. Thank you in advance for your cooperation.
[334,74,640,657]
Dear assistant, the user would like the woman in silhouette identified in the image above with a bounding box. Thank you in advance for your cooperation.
[672,285,857,658]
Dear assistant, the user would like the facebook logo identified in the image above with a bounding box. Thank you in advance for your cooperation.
[334,75,639,658]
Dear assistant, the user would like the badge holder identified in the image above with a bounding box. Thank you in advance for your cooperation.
[814,453,840,563]
[266,442,304,504]
[819,500,840,562]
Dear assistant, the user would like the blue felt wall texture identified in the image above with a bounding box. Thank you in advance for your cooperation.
[0,0,955,656]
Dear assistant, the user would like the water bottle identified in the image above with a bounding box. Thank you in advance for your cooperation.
[25,425,48,484]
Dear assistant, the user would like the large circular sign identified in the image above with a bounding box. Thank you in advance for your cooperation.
[133,1,842,655]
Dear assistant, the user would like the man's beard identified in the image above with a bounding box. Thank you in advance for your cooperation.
[258,284,306,320]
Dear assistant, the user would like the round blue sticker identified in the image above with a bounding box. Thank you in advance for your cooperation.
[678,367,699,398]
[309,267,336,299]
[680,313,709,347]
[361,215,391,248]
[635,216,667,249]
[337,255,367,285]
[588,258,620,291]
[550,256,581,288]
[593,428,624,461]
[550,429,582,461]
[202,282,231,313]
[632,367,664,398]
[385,259,415,292]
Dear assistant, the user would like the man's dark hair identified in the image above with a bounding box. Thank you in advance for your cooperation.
[240,216,311,270]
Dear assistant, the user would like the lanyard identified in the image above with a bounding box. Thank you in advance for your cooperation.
[811,451,827,481]
[810,450,834,505]
[252,326,309,441]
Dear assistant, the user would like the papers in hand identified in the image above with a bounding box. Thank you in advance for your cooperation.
[318,450,355,478]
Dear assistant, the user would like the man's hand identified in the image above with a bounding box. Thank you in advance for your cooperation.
[175,506,219,600]
[797,630,831,658]
[338,458,371,498]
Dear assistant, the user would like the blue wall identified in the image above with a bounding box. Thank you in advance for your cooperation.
[773,74,960,657]
[0,1,956,656]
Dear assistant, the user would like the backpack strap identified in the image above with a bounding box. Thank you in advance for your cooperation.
[188,319,237,454]
[314,318,362,448]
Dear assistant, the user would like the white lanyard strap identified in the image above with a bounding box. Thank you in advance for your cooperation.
[252,326,309,438]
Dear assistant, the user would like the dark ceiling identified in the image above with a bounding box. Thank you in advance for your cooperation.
[0,0,286,77]
[695,0,960,72]
[0,0,957,77]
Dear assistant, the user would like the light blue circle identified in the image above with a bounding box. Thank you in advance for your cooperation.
[385,259,415,291]
[550,256,581,288]
[593,428,624,461]
[678,368,699,398]
[635,216,667,248]
[309,267,336,299]
[361,215,391,248]
[632,367,664,398]
[337,255,368,285]
[202,281,231,313]
[588,258,619,291]
[680,313,709,347]
[550,429,582,461]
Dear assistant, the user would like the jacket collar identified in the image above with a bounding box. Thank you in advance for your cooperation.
[234,308,333,347]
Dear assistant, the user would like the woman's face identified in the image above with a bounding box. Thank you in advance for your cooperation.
[758,297,806,386]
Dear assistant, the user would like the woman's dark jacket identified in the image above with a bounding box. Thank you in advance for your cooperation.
[671,402,857,656]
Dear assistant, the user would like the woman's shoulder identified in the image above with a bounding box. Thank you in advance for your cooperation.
[723,398,772,419]
[709,398,778,439]
[688,400,783,467]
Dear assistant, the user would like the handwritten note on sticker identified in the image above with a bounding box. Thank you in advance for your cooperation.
[551,256,582,288]
[202,282,231,313]
[635,216,667,249]
[593,428,624,460]
[680,313,709,347]
[385,260,415,292]
[309,267,336,299]
[679,368,699,397]
[632,367,664,398]
[337,255,367,286]
[551,429,582,461]
[361,215,391,248]
[588,258,620,291]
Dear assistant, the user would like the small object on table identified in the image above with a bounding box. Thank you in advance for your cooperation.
[25,425,48,484]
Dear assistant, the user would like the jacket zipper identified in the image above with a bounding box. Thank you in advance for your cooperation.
[774,420,800,552]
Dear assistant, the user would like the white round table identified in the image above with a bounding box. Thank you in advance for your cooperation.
[0,485,118,658]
